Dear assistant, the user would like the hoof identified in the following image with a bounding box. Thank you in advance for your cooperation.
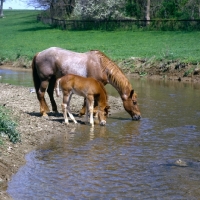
[63,121,69,125]
[42,114,49,118]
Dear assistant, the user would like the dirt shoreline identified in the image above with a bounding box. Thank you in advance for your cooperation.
[0,61,200,199]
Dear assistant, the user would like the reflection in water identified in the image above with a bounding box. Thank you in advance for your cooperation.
[4,69,200,199]
[0,69,33,87]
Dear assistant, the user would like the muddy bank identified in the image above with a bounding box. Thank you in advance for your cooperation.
[118,58,200,83]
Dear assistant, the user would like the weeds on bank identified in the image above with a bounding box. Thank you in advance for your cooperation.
[0,105,21,144]
[183,66,196,77]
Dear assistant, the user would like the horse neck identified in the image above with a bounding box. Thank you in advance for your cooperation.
[108,71,132,98]
[103,59,132,97]
[95,51,132,98]
[94,50,133,99]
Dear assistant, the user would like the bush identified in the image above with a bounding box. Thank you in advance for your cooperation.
[0,105,21,144]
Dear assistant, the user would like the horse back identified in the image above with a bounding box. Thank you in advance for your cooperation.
[35,47,107,82]
[59,74,106,98]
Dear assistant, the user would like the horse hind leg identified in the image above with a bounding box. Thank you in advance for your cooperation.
[67,110,78,124]
[47,76,58,114]
[66,93,77,124]
[61,103,69,125]
[37,80,50,117]
[79,98,86,117]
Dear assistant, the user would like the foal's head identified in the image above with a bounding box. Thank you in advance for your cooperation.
[98,105,110,126]
[122,90,141,120]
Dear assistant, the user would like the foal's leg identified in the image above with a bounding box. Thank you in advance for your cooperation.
[62,92,77,125]
[47,76,58,114]
[37,80,50,116]
[79,98,98,117]
[79,98,86,117]
[66,93,77,124]
[85,99,89,124]
[61,103,69,124]
[87,96,94,126]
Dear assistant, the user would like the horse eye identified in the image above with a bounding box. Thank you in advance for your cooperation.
[133,101,137,105]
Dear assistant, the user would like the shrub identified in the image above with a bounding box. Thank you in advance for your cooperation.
[0,105,21,144]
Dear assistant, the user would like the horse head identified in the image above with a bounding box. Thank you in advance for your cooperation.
[122,90,141,120]
[98,105,110,126]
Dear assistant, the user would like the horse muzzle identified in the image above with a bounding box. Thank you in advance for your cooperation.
[132,114,141,121]
[100,120,106,126]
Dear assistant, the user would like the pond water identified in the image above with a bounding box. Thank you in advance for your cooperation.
[0,68,33,87]
[2,69,200,199]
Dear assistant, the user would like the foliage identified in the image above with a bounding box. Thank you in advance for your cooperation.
[71,0,126,20]
[49,0,75,19]
[0,105,21,144]
[27,0,75,19]
[183,66,196,77]
[157,0,200,19]
[157,0,179,18]
[125,0,200,20]
[125,0,145,19]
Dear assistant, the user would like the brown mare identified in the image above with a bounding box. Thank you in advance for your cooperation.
[55,74,110,126]
[32,47,141,120]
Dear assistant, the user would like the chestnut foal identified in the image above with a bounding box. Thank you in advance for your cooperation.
[55,74,110,126]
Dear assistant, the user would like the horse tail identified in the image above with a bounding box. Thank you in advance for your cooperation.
[32,53,40,93]
[55,78,61,97]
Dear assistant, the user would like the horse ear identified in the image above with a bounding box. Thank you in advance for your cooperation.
[129,90,134,98]
[122,94,128,100]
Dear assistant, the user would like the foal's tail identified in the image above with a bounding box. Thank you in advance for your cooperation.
[32,53,40,93]
[55,78,61,97]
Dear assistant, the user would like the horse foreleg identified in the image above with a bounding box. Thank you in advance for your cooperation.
[47,76,58,114]
[87,96,94,126]
[85,99,89,125]
[37,80,50,116]
[79,98,98,117]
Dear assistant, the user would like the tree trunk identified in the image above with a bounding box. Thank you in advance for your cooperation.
[0,0,4,17]
[199,4,200,18]
[146,0,150,25]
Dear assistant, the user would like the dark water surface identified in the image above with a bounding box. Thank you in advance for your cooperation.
[3,69,200,199]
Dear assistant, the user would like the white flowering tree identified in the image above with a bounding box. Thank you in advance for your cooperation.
[73,0,126,20]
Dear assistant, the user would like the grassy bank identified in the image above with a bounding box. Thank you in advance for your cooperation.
[0,10,200,63]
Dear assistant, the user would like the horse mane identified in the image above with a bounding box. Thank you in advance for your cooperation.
[98,80,108,101]
[91,50,132,93]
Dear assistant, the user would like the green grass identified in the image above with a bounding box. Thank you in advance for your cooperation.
[0,105,20,144]
[0,10,200,62]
